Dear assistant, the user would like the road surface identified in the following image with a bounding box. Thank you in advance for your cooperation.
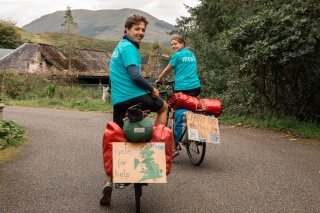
[1,106,319,212]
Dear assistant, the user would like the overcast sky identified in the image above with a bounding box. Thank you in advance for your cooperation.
[1,0,200,27]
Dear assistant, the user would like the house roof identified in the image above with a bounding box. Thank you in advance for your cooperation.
[39,44,110,75]
[0,43,111,75]
[0,43,39,74]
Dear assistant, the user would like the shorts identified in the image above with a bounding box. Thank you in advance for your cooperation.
[113,93,164,128]
[174,87,201,97]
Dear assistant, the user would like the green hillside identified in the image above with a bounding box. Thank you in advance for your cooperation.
[17,27,172,56]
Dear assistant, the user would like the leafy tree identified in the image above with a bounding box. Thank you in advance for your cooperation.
[169,0,268,100]
[223,1,320,121]
[172,1,264,40]
[61,6,78,72]
[169,1,244,98]
[0,19,23,49]
[172,0,320,122]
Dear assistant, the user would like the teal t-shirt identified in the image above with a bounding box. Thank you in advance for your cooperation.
[110,39,148,105]
[169,48,201,91]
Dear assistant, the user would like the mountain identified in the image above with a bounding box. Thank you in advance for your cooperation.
[22,8,175,46]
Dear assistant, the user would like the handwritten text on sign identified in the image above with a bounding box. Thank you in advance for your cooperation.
[112,142,166,183]
[186,112,220,143]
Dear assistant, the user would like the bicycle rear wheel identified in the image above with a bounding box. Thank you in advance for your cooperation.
[134,183,148,213]
[186,141,206,166]
[134,183,142,213]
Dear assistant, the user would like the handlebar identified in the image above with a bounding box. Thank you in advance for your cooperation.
[155,79,175,86]
[153,79,175,102]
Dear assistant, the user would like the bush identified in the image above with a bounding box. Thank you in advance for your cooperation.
[2,72,49,100]
[0,119,25,149]
[0,19,23,48]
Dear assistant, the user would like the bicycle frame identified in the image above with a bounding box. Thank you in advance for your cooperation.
[157,80,207,166]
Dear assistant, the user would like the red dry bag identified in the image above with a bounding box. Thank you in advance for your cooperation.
[150,124,173,175]
[102,122,173,176]
[199,99,223,117]
[169,92,201,111]
[102,122,126,177]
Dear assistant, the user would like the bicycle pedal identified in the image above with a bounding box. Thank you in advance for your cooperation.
[115,183,131,189]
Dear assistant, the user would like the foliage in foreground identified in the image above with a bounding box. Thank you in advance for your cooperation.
[0,119,25,149]
[173,0,320,124]
[223,1,320,121]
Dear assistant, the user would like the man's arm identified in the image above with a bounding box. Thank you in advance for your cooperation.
[127,65,159,98]
[127,65,153,91]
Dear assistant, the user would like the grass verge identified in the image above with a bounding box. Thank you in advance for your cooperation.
[220,114,320,141]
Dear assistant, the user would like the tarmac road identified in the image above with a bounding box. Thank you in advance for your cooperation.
[0,106,319,213]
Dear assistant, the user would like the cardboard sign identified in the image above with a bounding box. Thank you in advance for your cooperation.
[186,112,220,144]
[112,142,166,183]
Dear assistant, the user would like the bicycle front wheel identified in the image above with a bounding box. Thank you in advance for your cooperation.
[186,141,206,166]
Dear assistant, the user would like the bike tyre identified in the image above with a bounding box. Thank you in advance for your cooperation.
[186,141,206,166]
[134,183,142,213]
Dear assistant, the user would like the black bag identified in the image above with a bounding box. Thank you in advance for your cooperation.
[126,103,144,122]
[123,103,153,142]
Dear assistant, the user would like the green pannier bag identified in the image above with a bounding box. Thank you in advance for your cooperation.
[123,118,153,142]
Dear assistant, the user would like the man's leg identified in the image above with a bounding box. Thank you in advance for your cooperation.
[100,105,127,206]
[100,175,113,205]
[113,104,129,129]
[154,102,168,125]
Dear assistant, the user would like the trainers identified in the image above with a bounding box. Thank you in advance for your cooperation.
[172,148,179,159]
[100,181,112,206]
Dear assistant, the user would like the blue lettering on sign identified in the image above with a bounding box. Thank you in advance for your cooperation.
[154,143,165,150]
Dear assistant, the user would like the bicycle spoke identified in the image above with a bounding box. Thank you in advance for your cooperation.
[188,144,199,154]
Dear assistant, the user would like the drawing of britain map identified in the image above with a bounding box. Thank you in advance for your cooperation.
[135,145,163,182]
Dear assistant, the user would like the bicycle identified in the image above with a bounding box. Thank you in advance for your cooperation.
[157,79,220,166]
[110,104,170,213]
[113,107,150,213]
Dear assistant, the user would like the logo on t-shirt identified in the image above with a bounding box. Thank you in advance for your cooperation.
[182,56,196,62]
[112,52,119,58]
